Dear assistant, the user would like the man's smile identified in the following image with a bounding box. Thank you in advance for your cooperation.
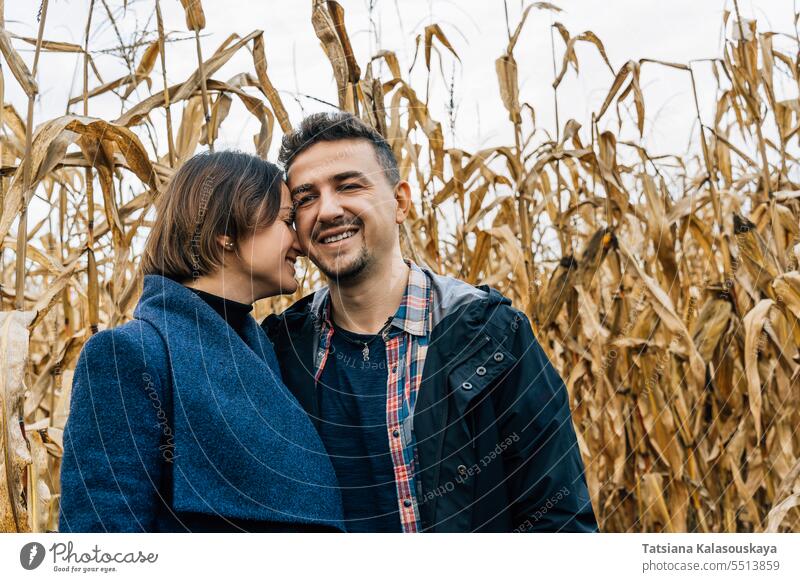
[315,225,361,247]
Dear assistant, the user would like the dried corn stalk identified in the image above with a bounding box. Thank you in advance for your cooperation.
[1,1,799,534]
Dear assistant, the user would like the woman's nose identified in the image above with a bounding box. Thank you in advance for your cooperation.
[290,227,306,257]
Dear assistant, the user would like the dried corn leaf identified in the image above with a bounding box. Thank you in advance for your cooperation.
[742,299,773,440]
[178,0,206,31]
[122,40,161,99]
[252,34,291,133]
[312,0,350,108]
[0,29,37,96]
[422,23,459,71]
[0,310,35,533]
[496,53,521,124]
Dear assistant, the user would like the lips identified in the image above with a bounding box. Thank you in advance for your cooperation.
[321,230,357,244]
[316,225,360,245]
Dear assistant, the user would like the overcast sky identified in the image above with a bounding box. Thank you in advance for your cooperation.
[5,0,796,162]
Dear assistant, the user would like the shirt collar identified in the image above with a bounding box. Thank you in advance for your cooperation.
[310,259,431,338]
[390,259,431,337]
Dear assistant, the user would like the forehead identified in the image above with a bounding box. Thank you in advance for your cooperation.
[286,139,383,186]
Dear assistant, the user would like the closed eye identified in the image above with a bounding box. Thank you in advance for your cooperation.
[295,193,318,207]
[337,183,363,192]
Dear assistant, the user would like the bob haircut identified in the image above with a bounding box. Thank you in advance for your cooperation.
[141,150,284,282]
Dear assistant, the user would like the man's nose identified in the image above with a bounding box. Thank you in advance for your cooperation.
[316,189,344,222]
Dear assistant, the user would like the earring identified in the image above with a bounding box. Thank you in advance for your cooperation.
[225,242,234,250]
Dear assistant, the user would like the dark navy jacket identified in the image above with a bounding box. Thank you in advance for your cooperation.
[59,274,344,532]
[263,265,598,532]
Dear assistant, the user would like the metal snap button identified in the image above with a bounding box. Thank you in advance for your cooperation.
[403,499,413,508]
[461,381,473,390]
[392,429,400,438]
[476,366,487,376]
[457,464,467,475]
[493,352,504,362]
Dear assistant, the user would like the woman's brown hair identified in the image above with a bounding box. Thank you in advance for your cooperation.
[141,150,284,281]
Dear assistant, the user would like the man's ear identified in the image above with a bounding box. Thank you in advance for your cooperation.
[394,181,412,223]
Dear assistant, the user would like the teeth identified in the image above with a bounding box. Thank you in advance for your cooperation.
[321,230,357,244]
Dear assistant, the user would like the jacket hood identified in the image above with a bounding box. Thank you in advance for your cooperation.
[264,264,513,334]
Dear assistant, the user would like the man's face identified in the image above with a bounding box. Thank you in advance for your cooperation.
[287,138,404,282]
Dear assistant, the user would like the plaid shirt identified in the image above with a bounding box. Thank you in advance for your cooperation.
[311,259,431,532]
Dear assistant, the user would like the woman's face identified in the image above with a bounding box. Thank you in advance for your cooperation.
[234,183,303,299]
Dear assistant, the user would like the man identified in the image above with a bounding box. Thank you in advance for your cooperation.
[262,111,598,533]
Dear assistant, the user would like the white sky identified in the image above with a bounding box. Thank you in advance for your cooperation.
[3,0,798,257]
[5,1,796,157]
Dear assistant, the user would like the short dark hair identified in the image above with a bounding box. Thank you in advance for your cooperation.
[141,150,284,281]
[278,111,400,186]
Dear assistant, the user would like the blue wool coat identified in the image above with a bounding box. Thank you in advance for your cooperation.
[59,274,344,532]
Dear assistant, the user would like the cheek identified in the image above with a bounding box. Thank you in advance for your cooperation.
[361,207,391,234]
[295,217,314,242]
[242,231,282,266]
[239,239,261,265]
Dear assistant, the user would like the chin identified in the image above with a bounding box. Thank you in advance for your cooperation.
[320,260,363,281]
[315,249,371,281]
[275,277,298,295]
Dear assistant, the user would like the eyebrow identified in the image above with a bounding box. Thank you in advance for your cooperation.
[332,171,370,183]
[289,171,372,197]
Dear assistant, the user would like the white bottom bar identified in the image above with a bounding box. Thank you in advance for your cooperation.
[3,533,799,581]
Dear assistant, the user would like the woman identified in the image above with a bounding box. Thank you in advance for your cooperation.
[59,151,344,532]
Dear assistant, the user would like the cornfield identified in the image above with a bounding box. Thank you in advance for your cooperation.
[1,0,799,533]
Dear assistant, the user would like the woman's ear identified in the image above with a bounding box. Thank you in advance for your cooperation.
[394,181,412,223]
[217,234,235,252]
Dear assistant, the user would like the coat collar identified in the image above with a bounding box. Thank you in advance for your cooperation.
[134,274,270,360]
